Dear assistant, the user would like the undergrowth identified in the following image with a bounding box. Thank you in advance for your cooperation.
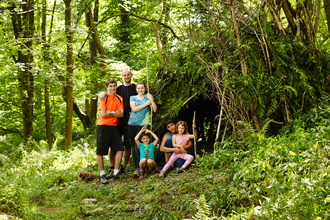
[1,95,330,219]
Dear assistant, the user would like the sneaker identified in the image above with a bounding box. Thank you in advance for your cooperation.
[159,170,165,178]
[176,167,184,173]
[120,166,125,174]
[139,170,144,180]
[100,174,108,184]
[133,169,139,178]
[155,167,161,173]
[113,171,128,180]
[106,169,114,179]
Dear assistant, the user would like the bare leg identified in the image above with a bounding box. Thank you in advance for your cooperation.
[147,159,157,169]
[139,158,147,170]
[96,155,104,171]
[108,149,115,167]
[165,152,171,162]
[123,147,131,166]
[114,151,123,170]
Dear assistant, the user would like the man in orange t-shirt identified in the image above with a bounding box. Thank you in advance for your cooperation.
[97,78,125,184]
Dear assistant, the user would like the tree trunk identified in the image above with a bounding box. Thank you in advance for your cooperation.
[313,0,322,41]
[85,6,97,65]
[265,0,286,35]
[44,77,53,148]
[161,1,170,50]
[42,0,53,148]
[10,0,35,141]
[64,0,73,149]
[324,0,330,33]
[154,0,168,59]
[281,0,297,35]
[119,0,130,60]
[85,7,108,75]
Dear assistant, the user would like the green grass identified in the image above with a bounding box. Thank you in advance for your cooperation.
[2,97,330,219]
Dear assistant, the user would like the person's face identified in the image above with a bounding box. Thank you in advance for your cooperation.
[106,83,117,94]
[122,71,132,84]
[167,123,176,133]
[141,135,150,145]
[136,84,146,95]
[177,125,185,134]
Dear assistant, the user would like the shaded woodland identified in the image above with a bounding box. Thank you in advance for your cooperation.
[0,0,330,148]
[2,1,330,219]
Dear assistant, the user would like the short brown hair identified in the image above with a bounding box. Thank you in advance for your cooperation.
[176,121,189,134]
[136,81,146,88]
[106,78,117,87]
[140,132,150,140]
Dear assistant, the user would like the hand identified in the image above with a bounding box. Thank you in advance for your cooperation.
[179,146,187,154]
[173,148,182,154]
[145,129,151,134]
[192,121,196,128]
[145,100,151,106]
[99,91,106,100]
[106,110,113,117]
[147,93,153,100]
[141,126,147,132]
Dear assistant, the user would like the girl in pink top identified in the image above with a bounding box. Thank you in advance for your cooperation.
[159,121,196,177]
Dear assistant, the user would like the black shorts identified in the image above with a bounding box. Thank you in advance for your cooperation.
[117,122,131,149]
[96,125,124,155]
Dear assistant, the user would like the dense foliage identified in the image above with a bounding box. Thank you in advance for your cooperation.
[1,95,330,219]
[1,0,330,218]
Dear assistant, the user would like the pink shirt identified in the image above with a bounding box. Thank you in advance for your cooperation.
[173,134,190,146]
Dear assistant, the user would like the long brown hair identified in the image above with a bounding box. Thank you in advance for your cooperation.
[176,121,189,134]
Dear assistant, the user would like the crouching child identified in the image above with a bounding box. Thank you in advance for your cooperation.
[134,126,159,179]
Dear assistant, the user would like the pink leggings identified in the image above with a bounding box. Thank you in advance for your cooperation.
[162,153,194,172]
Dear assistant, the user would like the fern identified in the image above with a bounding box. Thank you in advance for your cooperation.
[192,195,218,220]
[0,153,9,164]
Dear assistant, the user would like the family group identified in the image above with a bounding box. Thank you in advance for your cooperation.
[96,68,197,184]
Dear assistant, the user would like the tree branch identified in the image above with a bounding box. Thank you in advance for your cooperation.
[78,12,182,56]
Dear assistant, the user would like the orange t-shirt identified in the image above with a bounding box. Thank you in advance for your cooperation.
[97,92,123,126]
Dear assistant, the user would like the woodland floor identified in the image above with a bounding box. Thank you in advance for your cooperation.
[35,162,213,219]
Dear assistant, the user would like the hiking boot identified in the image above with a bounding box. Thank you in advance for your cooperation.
[133,169,139,178]
[139,170,144,180]
[159,170,165,178]
[106,169,114,179]
[100,174,108,184]
[113,171,128,180]
[176,167,184,173]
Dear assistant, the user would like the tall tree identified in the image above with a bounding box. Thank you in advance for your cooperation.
[41,0,55,148]
[64,0,73,149]
[324,0,330,33]
[9,0,35,141]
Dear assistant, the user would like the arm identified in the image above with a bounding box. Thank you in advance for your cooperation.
[172,138,186,153]
[99,91,106,101]
[146,129,159,146]
[130,100,151,113]
[100,109,113,118]
[134,126,147,146]
[189,122,198,139]
[172,138,182,148]
[111,109,123,118]
[159,134,182,154]
[147,93,157,113]
[183,140,193,150]
[100,109,123,118]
